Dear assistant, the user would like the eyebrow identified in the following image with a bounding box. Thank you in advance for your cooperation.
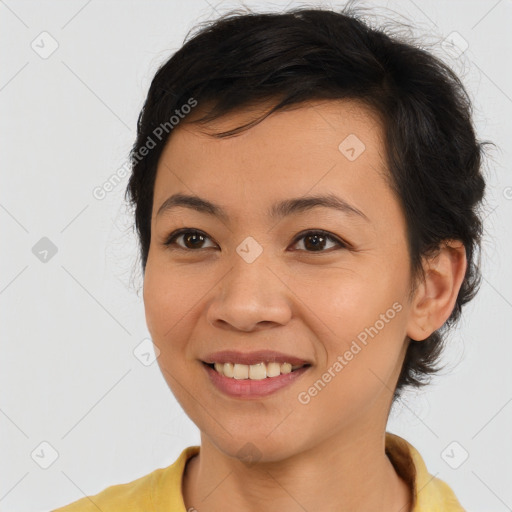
[156,192,369,222]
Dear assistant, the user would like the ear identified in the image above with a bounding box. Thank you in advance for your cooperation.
[406,240,467,341]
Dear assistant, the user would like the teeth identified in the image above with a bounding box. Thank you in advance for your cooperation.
[233,363,249,380]
[267,362,281,378]
[211,361,305,380]
[214,362,226,375]
[249,362,266,380]
[281,362,292,374]
[220,362,234,378]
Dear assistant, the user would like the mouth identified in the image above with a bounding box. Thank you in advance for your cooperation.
[202,360,311,399]
[202,361,312,380]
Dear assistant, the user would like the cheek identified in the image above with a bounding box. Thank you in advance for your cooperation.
[143,268,170,341]
[143,260,194,348]
[297,311,407,434]
[143,264,203,399]
[295,263,400,330]
[143,257,218,380]
[299,266,408,386]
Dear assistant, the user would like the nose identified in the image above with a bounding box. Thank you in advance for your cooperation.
[206,253,293,333]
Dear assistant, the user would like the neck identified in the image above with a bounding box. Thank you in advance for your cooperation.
[183,427,412,512]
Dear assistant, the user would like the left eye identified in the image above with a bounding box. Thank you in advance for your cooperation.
[163,229,346,253]
[291,230,346,252]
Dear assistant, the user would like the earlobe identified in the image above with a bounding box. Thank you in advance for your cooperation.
[406,240,467,341]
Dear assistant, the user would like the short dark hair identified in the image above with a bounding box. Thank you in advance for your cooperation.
[126,6,487,400]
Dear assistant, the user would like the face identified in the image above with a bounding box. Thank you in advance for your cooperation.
[143,99,416,461]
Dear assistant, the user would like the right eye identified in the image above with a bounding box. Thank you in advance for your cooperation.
[163,228,217,251]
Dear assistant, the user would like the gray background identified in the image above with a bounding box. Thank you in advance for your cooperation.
[1,0,511,510]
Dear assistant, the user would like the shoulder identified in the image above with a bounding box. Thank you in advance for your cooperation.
[422,474,467,511]
[385,432,466,512]
[51,468,161,511]
[52,446,200,512]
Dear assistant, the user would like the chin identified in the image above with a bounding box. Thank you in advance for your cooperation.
[207,428,309,465]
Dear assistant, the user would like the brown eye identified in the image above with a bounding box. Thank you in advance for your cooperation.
[291,230,346,252]
[164,229,216,250]
[182,231,206,249]
[163,228,346,253]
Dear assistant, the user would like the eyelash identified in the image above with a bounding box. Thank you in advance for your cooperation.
[162,228,348,253]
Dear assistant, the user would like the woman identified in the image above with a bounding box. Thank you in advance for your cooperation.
[54,5,486,511]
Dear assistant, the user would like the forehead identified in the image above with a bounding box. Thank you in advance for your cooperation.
[153,99,392,223]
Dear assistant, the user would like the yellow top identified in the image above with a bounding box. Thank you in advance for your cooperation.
[53,432,465,511]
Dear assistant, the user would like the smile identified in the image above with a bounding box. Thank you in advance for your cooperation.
[202,361,311,399]
[206,361,308,380]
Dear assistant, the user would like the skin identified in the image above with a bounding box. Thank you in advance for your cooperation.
[143,99,467,512]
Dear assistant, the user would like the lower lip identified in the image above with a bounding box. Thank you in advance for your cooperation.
[203,363,310,399]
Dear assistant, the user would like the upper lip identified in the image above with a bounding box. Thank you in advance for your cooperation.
[202,350,311,366]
